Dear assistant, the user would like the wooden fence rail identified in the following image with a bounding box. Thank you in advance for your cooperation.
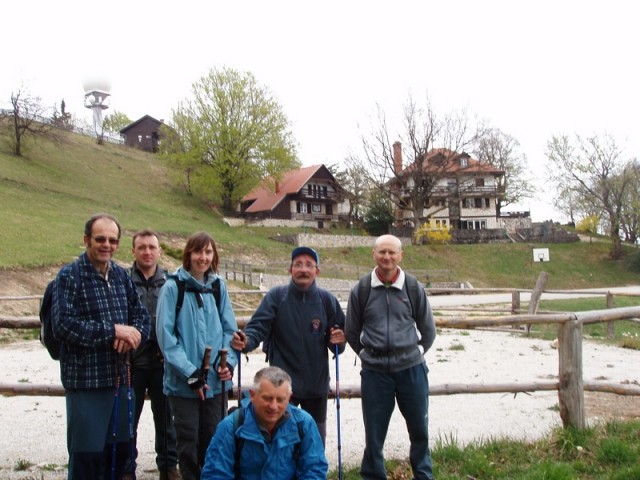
[2,290,640,431]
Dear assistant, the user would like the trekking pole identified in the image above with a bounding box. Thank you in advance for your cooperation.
[111,356,123,480]
[219,348,228,418]
[235,343,242,409]
[234,330,246,409]
[334,336,343,480]
[201,346,212,402]
[125,352,136,480]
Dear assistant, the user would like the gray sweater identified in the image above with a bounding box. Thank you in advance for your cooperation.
[346,269,436,372]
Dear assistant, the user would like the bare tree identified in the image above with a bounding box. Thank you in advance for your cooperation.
[328,157,369,223]
[4,89,54,156]
[619,159,640,245]
[473,127,534,215]
[546,133,634,259]
[356,95,483,240]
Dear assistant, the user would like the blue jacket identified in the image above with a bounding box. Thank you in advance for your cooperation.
[201,400,328,480]
[52,252,151,390]
[156,267,238,398]
[242,279,345,398]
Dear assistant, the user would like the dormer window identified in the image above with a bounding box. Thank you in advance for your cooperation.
[459,157,468,167]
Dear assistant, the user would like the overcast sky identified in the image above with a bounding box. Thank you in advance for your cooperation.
[2,0,638,222]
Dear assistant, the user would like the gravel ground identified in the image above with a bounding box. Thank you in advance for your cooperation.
[2,329,638,479]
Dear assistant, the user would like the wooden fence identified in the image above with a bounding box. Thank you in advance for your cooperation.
[1,289,640,431]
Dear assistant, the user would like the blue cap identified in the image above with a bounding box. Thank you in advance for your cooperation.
[291,246,319,266]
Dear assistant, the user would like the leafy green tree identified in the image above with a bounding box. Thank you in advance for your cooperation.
[576,214,600,243]
[576,215,599,235]
[160,67,299,213]
[102,110,132,133]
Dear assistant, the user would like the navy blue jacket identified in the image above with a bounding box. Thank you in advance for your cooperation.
[242,280,345,398]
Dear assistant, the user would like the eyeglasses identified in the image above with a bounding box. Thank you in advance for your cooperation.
[292,261,317,270]
[91,235,120,245]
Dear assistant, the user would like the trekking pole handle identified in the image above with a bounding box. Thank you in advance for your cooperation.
[219,348,228,370]
[201,346,212,383]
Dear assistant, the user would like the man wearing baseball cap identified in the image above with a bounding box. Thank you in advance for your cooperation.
[232,246,346,446]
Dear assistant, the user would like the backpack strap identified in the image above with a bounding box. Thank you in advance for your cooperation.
[358,273,421,323]
[404,274,421,322]
[233,407,304,478]
[261,285,287,361]
[174,277,221,317]
[173,278,222,338]
[175,279,186,318]
[358,274,372,316]
[318,288,335,322]
[233,408,244,479]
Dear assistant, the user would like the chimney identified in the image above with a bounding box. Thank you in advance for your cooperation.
[274,180,280,194]
[393,141,403,174]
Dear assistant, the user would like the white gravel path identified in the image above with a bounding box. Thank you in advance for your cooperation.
[0,330,637,479]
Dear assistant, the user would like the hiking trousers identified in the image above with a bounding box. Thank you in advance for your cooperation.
[360,363,434,480]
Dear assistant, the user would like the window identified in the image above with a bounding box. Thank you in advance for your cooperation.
[460,157,468,167]
[475,177,485,187]
[307,185,312,196]
[312,204,321,213]
[297,202,308,213]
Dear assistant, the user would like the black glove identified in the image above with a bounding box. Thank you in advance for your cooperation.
[187,368,204,390]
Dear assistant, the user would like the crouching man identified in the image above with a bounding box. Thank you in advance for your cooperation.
[201,366,328,479]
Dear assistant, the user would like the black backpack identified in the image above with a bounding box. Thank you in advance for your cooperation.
[174,277,221,317]
[357,273,422,321]
[40,261,80,360]
[171,278,222,337]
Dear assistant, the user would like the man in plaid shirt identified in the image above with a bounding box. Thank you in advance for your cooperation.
[52,213,151,479]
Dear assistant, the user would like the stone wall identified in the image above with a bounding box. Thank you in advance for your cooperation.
[271,233,412,249]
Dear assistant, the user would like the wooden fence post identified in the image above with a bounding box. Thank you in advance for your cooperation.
[526,272,548,332]
[606,292,615,339]
[557,317,585,429]
[512,290,520,315]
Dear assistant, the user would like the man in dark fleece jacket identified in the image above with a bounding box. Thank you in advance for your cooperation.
[231,246,345,446]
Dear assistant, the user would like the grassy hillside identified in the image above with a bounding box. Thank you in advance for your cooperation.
[1,122,639,289]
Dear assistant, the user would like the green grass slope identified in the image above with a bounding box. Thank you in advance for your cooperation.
[1,122,638,289]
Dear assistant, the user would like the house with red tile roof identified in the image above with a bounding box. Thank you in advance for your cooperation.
[240,164,347,228]
[391,142,509,231]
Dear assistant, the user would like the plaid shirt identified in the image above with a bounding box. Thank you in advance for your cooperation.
[52,252,151,390]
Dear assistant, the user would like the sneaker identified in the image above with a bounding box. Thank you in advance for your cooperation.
[159,468,181,480]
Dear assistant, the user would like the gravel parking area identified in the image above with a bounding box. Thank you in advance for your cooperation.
[1,329,638,479]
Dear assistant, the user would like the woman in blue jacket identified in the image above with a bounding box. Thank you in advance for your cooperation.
[157,231,238,480]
